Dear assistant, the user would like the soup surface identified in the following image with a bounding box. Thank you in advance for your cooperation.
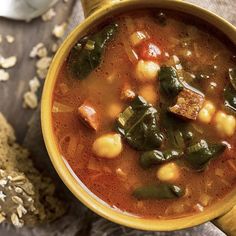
[52,10,236,219]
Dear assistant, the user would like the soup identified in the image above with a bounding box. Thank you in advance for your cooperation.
[52,10,236,219]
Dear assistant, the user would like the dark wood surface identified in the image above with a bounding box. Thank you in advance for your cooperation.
[0,0,235,235]
[0,0,77,142]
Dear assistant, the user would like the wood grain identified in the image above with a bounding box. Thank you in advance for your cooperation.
[0,0,77,142]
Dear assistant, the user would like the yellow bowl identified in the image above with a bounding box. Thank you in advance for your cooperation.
[41,0,236,234]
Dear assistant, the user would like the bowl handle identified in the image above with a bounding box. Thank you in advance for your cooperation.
[213,205,236,235]
[81,0,121,17]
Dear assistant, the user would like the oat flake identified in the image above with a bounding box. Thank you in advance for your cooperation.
[51,43,58,53]
[0,179,7,187]
[17,205,27,218]
[29,77,40,92]
[0,56,17,69]
[0,191,6,202]
[52,22,67,38]
[30,43,44,58]
[37,68,48,79]
[6,35,15,43]
[0,69,10,81]
[11,213,24,228]
[36,57,52,70]
[0,213,5,223]
[37,47,48,58]
[12,196,23,205]
[23,91,38,109]
[42,8,56,21]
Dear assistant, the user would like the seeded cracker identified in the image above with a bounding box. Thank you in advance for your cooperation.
[0,113,65,227]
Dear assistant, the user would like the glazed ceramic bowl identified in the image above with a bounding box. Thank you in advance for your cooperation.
[41,0,236,234]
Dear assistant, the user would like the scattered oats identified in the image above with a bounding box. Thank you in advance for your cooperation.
[29,43,44,58]
[15,187,23,194]
[8,186,12,190]
[37,47,48,58]
[17,205,27,218]
[0,191,6,202]
[42,8,56,21]
[6,35,15,43]
[0,56,17,69]
[29,77,40,93]
[37,68,48,79]
[52,22,67,38]
[36,57,52,70]
[12,196,23,205]
[0,69,10,81]
[23,91,38,109]
[11,213,24,228]
[0,179,7,187]
[51,43,58,53]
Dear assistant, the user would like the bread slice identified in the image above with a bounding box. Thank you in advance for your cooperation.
[0,113,65,227]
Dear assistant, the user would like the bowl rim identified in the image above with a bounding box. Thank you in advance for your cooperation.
[41,0,236,231]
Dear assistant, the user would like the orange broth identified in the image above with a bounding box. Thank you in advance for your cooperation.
[52,10,236,218]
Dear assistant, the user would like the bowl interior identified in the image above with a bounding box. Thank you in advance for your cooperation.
[41,0,236,231]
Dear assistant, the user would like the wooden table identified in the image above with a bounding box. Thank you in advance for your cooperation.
[0,0,235,235]
[0,0,78,142]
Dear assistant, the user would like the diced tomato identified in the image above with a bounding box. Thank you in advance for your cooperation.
[139,41,162,61]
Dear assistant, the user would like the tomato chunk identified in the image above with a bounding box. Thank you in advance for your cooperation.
[139,41,162,61]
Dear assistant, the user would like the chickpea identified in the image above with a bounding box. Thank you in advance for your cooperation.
[156,162,180,182]
[198,101,216,124]
[92,133,123,159]
[139,84,158,104]
[214,111,236,137]
[135,60,160,82]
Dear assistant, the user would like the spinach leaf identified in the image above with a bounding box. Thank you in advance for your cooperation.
[140,150,182,169]
[68,23,118,80]
[186,140,226,171]
[117,96,164,151]
[160,108,193,149]
[133,184,184,200]
[224,68,236,112]
[159,66,183,97]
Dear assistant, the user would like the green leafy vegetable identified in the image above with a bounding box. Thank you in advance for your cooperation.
[140,150,182,169]
[159,66,183,97]
[186,140,226,171]
[160,109,194,149]
[68,23,118,80]
[117,96,164,151]
[133,184,184,200]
